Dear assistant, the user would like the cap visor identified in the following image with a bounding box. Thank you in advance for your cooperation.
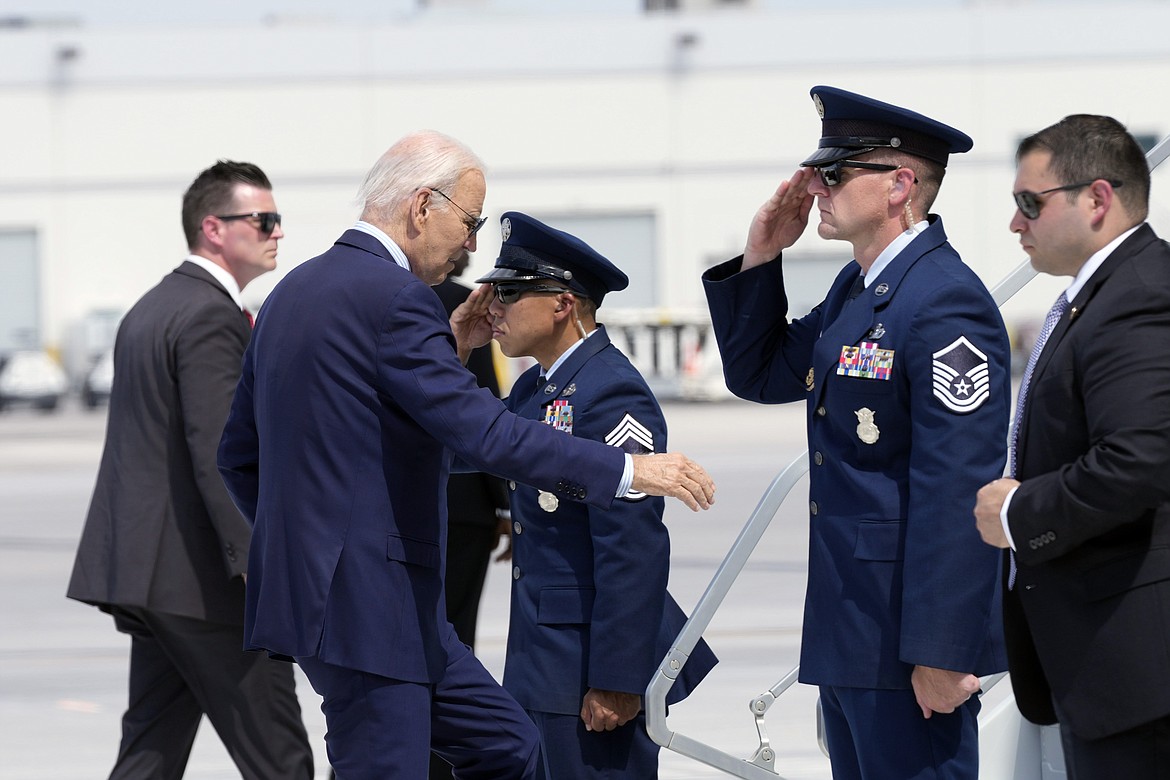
[801,146,866,167]
[474,267,545,284]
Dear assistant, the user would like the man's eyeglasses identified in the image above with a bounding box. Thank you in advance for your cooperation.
[492,283,572,305]
[814,160,899,188]
[217,211,282,235]
[430,188,487,238]
[1012,180,1124,220]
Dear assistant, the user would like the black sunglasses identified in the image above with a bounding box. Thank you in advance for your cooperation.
[492,283,573,305]
[1013,179,1124,220]
[815,160,900,188]
[217,211,282,234]
[429,188,487,237]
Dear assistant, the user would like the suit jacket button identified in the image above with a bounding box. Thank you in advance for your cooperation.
[810,501,819,516]
[513,521,522,535]
[816,406,827,417]
[813,451,824,466]
[509,480,516,491]
[512,566,521,580]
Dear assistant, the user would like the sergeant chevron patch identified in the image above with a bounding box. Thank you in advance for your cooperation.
[606,414,654,501]
[931,336,990,414]
[605,414,654,454]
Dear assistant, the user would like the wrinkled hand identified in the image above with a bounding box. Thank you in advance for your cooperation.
[742,168,816,270]
[580,688,641,732]
[450,283,495,363]
[631,453,715,511]
[974,478,1018,548]
[911,665,980,719]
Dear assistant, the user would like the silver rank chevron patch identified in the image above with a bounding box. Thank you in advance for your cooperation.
[605,413,654,501]
[931,336,990,414]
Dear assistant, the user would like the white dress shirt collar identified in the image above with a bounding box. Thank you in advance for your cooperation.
[352,221,412,272]
[185,254,243,309]
[1064,224,1142,303]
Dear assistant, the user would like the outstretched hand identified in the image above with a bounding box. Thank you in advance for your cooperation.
[449,283,495,363]
[631,453,716,511]
[743,168,816,270]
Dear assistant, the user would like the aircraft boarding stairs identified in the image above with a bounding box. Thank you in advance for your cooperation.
[645,133,1170,780]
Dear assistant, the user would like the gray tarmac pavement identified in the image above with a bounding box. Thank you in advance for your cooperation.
[0,398,831,779]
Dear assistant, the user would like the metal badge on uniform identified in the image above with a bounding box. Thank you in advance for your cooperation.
[931,336,990,414]
[805,367,815,392]
[538,491,559,512]
[874,283,890,296]
[542,382,557,396]
[562,383,577,397]
[501,217,512,242]
[837,341,894,380]
[543,399,573,434]
[855,407,879,444]
[866,323,885,340]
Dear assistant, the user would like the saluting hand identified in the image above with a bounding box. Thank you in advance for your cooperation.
[742,167,816,271]
[580,688,641,732]
[449,283,495,364]
[631,453,716,511]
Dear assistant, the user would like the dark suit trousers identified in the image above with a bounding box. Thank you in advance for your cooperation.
[109,606,312,780]
[298,625,538,780]
[1056,701,1170,780]
[818,685,980,780]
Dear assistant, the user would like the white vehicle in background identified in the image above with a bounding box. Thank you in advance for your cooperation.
[0,350,68,412]
[82,349,115,409]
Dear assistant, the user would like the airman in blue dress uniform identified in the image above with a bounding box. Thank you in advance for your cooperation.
[477,212,717,779]
[702,87,1010,780]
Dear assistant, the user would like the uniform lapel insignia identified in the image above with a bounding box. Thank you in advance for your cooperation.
[874,283,890,296]
[542,382,557,395]
[931,336,990,414]
[563,383,577,397]
[866,323,886,340]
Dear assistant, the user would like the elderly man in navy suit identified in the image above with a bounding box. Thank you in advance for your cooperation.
[976,115,1170,779]
[702,87,1010,779]
[217,130,715,779]
[474,212,717,779]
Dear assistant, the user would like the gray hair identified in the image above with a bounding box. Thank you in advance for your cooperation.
[356,130,485,222]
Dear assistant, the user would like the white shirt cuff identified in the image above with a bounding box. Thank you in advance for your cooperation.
[616,454,634,498]
[1000,485,1019,551]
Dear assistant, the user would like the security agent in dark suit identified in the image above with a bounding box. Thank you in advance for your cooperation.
[67,161,313,778]
[703,87,1010,780]
[475,213,717,779]
[976,115,1170,778]
[216,130,715,779]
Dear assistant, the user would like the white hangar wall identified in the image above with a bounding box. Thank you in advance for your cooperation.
[1,1,1168,380]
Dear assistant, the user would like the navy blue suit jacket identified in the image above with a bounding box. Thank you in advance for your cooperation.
[501,326,716,715]
[704,216,1009,689]
[218,230,625,685]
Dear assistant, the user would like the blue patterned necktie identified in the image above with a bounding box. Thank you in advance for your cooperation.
[1008,291,1068,588]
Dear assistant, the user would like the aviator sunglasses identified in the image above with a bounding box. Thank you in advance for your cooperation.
[216,211,282,235]
[492,283,573,305]
[1013,180,1124,220]
[814,160,900,187]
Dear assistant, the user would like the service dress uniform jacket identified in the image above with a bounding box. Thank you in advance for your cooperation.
[502,326,716,717]
[1007,223,1170,740]
[703,216,1009,689]
[217,230,628,686]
